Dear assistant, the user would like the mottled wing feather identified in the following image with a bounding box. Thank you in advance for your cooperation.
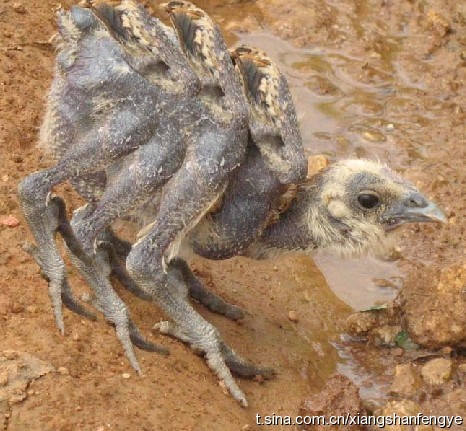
[165,1,222,80]
[231,46,285,124]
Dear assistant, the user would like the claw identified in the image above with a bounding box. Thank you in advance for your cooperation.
[205,349,248,407]
[115,323,142,374]
[129,321,169,354]
[48,276,66,335]
[221,342,275,379]
[152,318,270,406]
[23,241,67,333]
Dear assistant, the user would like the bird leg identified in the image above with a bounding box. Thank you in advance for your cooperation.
[126,158,272,406]
[70,132,185,256]
[18,99,165,330]
[66,204,168,373]
[102,240,153,301]
[45,196,166,364]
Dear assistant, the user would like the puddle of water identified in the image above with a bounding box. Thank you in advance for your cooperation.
[314,252,401,311]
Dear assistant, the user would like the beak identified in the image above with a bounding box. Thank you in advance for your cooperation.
[402,200,448,224]
[382,192,447,230]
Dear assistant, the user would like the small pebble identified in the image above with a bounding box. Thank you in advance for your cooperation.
[122,373,131,379]
[10,303,24,314]
[288,310,299,323]
[253,374,265,384]
[0,215,20,228]
[386,123,395,132]
[12,2,25,13]
[76,406,82,411]
[26,305,37,314]
[58,367,69,375]
[3,350,18,360]
[421,357,452,385]
[0,371,9,387]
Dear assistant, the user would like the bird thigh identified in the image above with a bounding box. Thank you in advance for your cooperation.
[71,137,186,255]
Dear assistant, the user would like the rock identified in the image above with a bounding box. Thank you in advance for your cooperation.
[288,310,299,322]
[12,2,25,14]
[300,374,366,430]
[371,325,402,347]
[57,367,69,376]
[420,358,452,385]
[346,312,378,335]
[0,215,20,228]
[401,263,466,348]
[122,373,130,379]
[426,10,450,37]
[307,155,328,179]
[374,400,425,431]
[390,363,422,398]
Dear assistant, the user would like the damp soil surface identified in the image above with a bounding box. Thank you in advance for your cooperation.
[0,0,465,430]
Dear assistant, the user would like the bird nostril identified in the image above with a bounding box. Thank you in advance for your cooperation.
[406,194,428,208]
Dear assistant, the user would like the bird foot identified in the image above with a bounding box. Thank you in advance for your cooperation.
[22,195,96,331]
[153,320,274,406]
[82,290,169,373]
[66,237,169,372]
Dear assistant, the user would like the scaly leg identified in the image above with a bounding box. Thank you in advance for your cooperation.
[18,101,160,331]
[126,156,271,406]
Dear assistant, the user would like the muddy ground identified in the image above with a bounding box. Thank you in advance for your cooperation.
[0,0,465,430]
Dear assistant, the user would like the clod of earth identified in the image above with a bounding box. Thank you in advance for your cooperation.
[420,357,453,386]
[0,350,54,406]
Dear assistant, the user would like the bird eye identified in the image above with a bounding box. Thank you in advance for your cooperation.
[357,193,380,209]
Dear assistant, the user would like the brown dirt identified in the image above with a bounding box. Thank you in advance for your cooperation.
[0,0,465,430]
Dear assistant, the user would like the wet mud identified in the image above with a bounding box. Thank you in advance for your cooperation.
[0,0,465,430]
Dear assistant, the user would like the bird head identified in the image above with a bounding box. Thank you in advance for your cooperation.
[303,159,447,257]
